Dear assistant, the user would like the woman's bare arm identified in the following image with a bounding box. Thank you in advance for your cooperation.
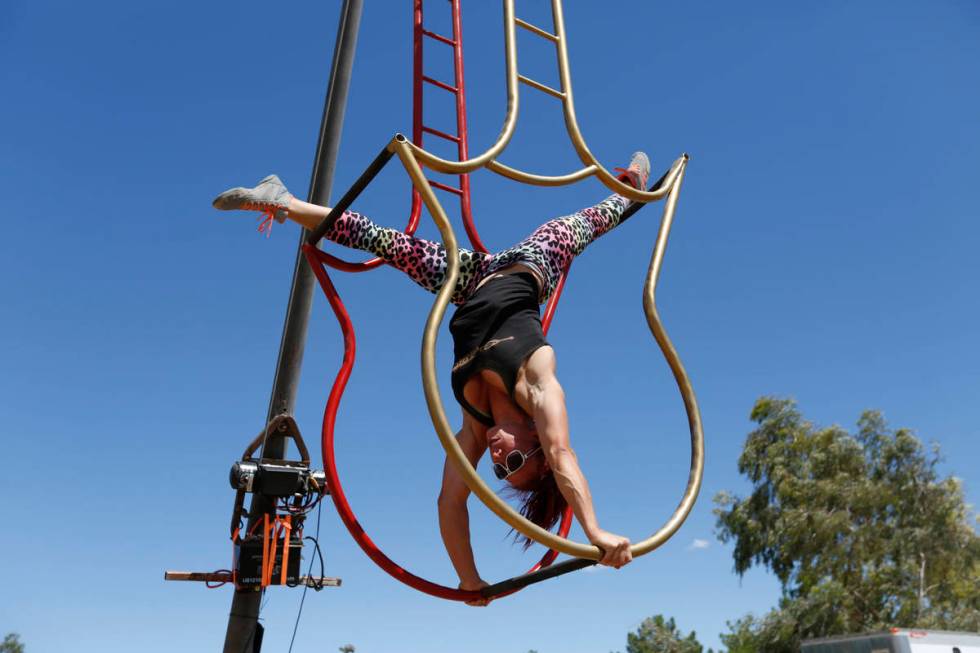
[517,346,633,568]
[437,412,491,602]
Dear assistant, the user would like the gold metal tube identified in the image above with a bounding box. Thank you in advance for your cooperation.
[397,134,602,559]
[404,0,521,174]
[413,130,702,558]
[547,0,681,202]
[403,0,686,200]
[486,160,597,186]
[396,0,705,560]
[636,160,705,556]
[485,154,685,192]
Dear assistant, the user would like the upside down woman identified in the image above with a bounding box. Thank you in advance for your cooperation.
[213,152,650,604]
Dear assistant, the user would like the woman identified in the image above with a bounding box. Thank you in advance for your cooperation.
[214,152,649,604]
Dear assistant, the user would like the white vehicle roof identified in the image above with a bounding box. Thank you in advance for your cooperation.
[803,629,980,653]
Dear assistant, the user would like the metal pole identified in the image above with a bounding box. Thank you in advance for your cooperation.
[222,2,363,651]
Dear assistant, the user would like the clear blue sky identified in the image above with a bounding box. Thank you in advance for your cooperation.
[3,1,978,652]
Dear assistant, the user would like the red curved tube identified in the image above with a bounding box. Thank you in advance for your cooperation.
[305,244,575,600]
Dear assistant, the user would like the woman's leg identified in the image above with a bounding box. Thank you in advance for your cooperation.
[486,193,632,300]
[534,149,651,264]
[545,193,634,258]
[312,208,490,303]
[283,197,330,231]
[486,152,650,300]
[212,176,489,303]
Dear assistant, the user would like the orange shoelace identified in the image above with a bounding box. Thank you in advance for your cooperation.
[257,209,276,237]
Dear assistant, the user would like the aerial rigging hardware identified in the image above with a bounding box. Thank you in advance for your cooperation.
[165,415,341,590]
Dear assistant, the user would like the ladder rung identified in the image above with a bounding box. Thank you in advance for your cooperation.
[422,75,459,94]
[428,180,464,196]
[421,29,457,47]
[518,75,565,100]
[422,125,461,144]
[515,18,559,43]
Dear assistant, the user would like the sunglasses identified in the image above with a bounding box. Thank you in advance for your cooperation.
[493,446,542,480]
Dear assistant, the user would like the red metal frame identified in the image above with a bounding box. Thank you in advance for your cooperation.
[305,0,577,601]
[306,244,572,601]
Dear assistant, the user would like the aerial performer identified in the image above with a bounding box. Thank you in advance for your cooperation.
[213,151,651,604]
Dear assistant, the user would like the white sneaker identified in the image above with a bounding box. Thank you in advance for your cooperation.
[212,174,292,223]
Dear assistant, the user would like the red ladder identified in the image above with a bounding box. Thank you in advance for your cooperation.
[414,0,485,252]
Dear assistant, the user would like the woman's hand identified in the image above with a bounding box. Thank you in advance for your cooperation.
[459,578,492,607]
[589,529,633,569]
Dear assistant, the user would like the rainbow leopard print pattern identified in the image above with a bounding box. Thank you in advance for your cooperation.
[321,194,631,305]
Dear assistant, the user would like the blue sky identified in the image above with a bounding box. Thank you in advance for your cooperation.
[2,1,978,652]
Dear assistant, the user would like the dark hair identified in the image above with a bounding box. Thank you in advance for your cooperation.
[504,471,567,550]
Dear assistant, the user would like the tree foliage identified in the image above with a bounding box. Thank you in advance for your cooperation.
[614,615,709,653]
[1,634,24,653]
[714,398,980,652]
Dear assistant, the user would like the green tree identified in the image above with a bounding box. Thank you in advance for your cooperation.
[338,646,354,653]
[1,634,24,653]
[714,398,980,652]
[614,615,708,653]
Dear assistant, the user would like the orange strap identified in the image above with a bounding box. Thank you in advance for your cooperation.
[266,519,281,587]
[231,527,241,587]
[262,514,272,587]
[279,515,293,585]
[235,513,296,588]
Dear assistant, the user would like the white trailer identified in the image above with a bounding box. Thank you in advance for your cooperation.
[802,629,980,653]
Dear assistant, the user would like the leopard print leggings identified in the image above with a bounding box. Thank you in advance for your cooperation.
[321,193,632,305]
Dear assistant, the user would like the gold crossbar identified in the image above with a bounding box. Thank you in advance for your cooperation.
[518,74,564,100]
[514,17,559,42]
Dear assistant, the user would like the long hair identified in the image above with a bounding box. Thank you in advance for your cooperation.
[504,471,567,550]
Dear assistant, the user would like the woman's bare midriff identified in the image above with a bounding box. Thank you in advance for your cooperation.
[473,263,545,297]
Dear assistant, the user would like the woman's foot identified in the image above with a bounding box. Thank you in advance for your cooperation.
[615,151,650,190]
[212,174,293,222]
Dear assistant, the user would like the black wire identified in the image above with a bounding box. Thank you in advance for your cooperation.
[287,497,324,653]
[206,569,234,589]
[304,536,326,591]
[280,491,322,516]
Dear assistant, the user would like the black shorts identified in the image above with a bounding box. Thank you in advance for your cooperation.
[449,272,549,426]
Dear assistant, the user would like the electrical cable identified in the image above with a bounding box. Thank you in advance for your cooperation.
[287,497,324,653]
[279,491,322,516]
[206,569,234,589]
[303,536,326,591]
